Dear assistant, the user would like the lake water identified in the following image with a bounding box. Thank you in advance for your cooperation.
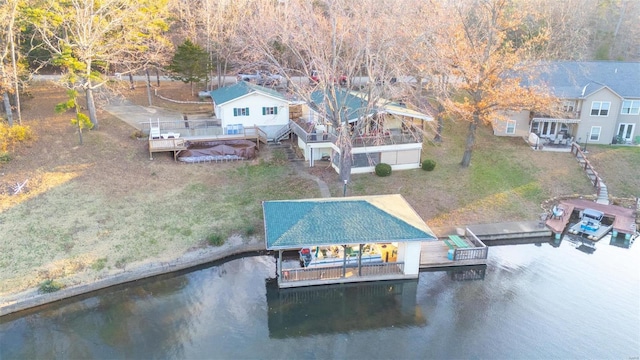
[1,235,639,359]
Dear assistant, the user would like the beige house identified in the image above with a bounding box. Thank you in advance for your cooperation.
[494,61,640,149]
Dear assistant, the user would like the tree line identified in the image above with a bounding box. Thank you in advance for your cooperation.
[1,0,637,173]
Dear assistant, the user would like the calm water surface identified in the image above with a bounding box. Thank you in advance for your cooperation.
[1,235,639,359]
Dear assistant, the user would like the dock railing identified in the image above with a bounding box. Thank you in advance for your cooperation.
[280,262,405,284]
[451,228,488,261]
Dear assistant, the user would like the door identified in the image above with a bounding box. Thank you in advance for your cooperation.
[541,122,557,137]
[617,123,635,143]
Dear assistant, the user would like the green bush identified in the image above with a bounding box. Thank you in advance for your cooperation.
[375,163,392,177]
[0,151,10,163]
[421,159,436,171]
[38,279,64,294]
[207,233,225,246]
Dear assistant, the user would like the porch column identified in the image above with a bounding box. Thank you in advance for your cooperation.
[342,245,347,278]
[358,244,363,276]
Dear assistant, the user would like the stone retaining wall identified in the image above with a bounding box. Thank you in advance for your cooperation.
[0,240,265,317]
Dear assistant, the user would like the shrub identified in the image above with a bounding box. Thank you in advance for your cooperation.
[375,163,392,177]
[130,130,145,139]
[38,279,64,294]
[207,233,225,246]
[0,123,33,152]
[0,152,10,163]
[91,257,108,271]
[421,159,436,171]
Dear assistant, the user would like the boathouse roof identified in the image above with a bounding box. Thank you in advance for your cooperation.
[262,194,437,250]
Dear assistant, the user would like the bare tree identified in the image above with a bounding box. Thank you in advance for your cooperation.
[238,0,417,182]
[418,0,557,168]
[0,0,23,125]
[26,0,172,129]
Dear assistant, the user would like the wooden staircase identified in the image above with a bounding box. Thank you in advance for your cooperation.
[572,144,609,205]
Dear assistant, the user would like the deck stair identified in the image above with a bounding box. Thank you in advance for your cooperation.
[273,124,292,144]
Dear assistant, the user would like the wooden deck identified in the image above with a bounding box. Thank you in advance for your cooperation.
[545,199,637,237]
[419,240,487,269]
[148,126,268,160]
[545,203,575,235]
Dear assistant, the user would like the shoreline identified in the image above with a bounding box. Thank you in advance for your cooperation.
[1,236,265,317]
[1,221,554,318]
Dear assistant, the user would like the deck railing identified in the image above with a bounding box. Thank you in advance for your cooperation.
[571,142,603,195]
[289,120,421,146]
[289,120,337,143]
[451,228,488,261]
[141,119,221,136]
[280,262,405,283]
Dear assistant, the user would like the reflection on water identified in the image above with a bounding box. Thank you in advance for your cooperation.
[266,279,425,338]
[1,237,638,359]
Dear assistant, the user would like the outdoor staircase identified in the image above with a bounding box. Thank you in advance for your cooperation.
[596,183,610,204]
[269,140,303,162]
[272,124,292,144]
[574,148,610,205]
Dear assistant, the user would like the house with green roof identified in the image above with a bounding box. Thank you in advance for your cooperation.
[287,88,433,174]
[206,81,290,140]
[262,194,438,288]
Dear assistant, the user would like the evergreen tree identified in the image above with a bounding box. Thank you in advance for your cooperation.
[166,40,209,95]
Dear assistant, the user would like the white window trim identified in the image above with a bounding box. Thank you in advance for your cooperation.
[562,100,575,112]
[589,126,601,141]
[505,120,516,134]
[590,101,610,116]
[621,100,640,115]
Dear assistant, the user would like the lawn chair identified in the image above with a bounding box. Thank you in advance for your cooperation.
[551,205,564,220]
[150,127,161,139]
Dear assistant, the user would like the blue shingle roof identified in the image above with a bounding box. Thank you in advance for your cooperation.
[208,82,287,105]
[263,195,437,250]
[528,61,640,99]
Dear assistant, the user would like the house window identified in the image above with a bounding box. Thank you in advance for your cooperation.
[589,126,601,141]
[621,100,640,115]
[233,107,250,116]
[590,101,610,116]
[506,120,516,134]
[262,106,278,115]
[562,100,575,112]
[352,152,381,168]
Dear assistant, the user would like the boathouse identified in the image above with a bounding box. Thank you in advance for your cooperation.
[262,194,438,288]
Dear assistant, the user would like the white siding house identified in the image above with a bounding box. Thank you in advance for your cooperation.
[208,82,290,140]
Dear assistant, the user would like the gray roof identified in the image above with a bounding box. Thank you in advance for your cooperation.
[208,81,287,106]
[262,194,437,250]
[529,61,640,99]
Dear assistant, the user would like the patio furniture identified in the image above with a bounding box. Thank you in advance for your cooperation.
[553,138,560,145]
[551,205,564,220]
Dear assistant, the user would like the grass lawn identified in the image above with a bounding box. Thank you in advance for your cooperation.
[0,81,637,298]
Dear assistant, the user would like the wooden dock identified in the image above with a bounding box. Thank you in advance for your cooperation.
[545,203,575,236]
[419,241,487,269]
[545,199,637,238]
